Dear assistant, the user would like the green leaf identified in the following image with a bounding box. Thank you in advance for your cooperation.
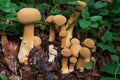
[53,0,67,4]
[50,8,62,15]
[85,61,93,70]
[82,9,90,19]
[98,43,115,52]
[100,77,119,80]
[99,9,109,15]
[90,16,102,22]
[90,22,99,28]
[79,19,91,29]
[102,64,120,75]
[111,55,119,62]
[101,31,113,42]
[0,0,10,7]
[0,75,8,80]
[94,1,107,9]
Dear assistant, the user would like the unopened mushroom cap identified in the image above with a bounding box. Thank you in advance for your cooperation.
[77,1,87,8]
[53,14,67,26]
[79,47,91,58]
[82,38,95,48]
[59,31,67,37]
[71,38,80,45]
[17,8,41,24]
[45,15,54,23]
[61,48,71,57]
[70,44,82,57]
[69,56,77,64]
[90,46,96,53]
[34,36,41,46]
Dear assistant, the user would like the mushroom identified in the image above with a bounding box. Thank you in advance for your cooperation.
[33,36,41,47]
[48,44,58,62]
[45,15,55,42]
[90,46,96,53]
[82,38,95,49]
[79,47,91,62]
[53,14,67,48]
[90,56,96,62]
[17,8,41,64]
[69,56,77,72]
[65,1,87,48]
[76,47,91,72]
[61,48,71,74]
[70,38,82,57]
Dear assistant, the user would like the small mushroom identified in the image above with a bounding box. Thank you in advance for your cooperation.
[48,44,58,62]
[70,38,82,57]
[90,46,96,53]
[45,15,55,42]
[69,56,77,72]
[82,38,95,49]
[79,47,91,62]
[33,36,41,47]
[53,14,67,48]
[90,56,96,62]
[17,8,41,64]
[61,48,71,74]
[65,1,87,48]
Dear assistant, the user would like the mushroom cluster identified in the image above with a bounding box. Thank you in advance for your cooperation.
[60,38,96,74]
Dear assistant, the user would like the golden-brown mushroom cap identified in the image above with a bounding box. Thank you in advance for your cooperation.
[61,48,71,57]
[70,44,82,57]
[69,56,77,64]
[82,38,95,48]
[90,46,96,53]
[71,38,80,45]
[59,30,67,37]
[17,8,41,24]
[79,47,91,58]
[53,14,67,26]
[45,15,54,23]
[34,36,41,47]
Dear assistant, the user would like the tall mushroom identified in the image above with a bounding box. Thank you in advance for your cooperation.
[45,15,55,42]
[65,1,87,48]
[17,8,41,64]
[53,14,67,48]
[61,48,71,74]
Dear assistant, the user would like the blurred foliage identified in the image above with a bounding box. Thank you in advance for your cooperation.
[0,0,120,79]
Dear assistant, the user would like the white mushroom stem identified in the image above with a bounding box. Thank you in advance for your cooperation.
[49,23,55,42]
[18,24,34,64]
[48,45,58,62]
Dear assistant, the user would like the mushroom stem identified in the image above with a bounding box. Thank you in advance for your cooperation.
[65,1,87,48]
[61,37,67,48]
[1,32,8,42]
[65,12,80,48]
[61,57,69,74]
[49,23,55,42]
[23,24,34,49]
[69,56,77,72]
[18,24,34,64]
[76,56,85,72]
